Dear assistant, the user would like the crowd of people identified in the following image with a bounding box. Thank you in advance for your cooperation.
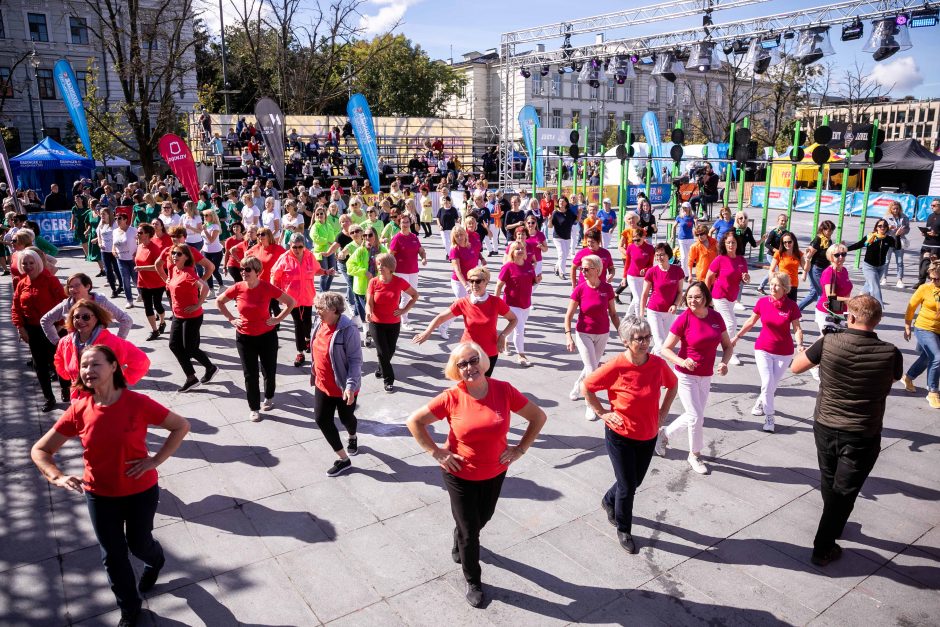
[4,167,917,624]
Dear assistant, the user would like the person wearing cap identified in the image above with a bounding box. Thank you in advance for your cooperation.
[675,202,697,279]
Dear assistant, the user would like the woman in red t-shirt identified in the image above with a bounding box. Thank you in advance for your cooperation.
[584,316,678,554]
[150,217,173,251]
[31,345,190,625]
[414,266,517,377]
[166,244,218,392]
[217,255,295,422]
[223,222,246,282]
[133,224,168,340]
[406,341,546,608]
[367,253,419,391]
[247,227,287,317]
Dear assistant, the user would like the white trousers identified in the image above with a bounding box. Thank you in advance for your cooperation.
[442,279,467,333]
[626,275,645,318]
[553,237,571,275]
[646,308,676,356]
[677,238,695,278]
[509,306,530,354]
[713,297,737,338]
[601,231,613,249]
[440,230,452,256]
[754,349,791,417]
[571,331,608,397]
[395,272,419,324]
[665,372,711,454]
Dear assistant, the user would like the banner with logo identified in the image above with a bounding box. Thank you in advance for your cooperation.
[254,97,285,190]
[157,134,200,202]
[518,105,545,188]
[0,135,23,213]
[641,111,664,183]
[347,94,381,194]
[53,59,93,159]
[537,127,569,147]
[32,211,75,246]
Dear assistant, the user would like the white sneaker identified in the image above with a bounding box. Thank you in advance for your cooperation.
[124,302,134,310]
[688,454,708,474]
[751,401,764,416]
[762,415,776,433]
[810,367,820,381]
[262,398,274,411]
[438,327,450,340]
[249,411,262,422]
[730,354,742,366]
[569,386,582,401]
[584,406,598,421]
[880,276,888,286]
[896,279,905,288]
[402,321,415,332]
[734,302,746,311]
[654,428,668,457]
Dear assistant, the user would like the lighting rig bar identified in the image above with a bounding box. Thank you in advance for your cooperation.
[504,0,923,67]
[500,0,772,45]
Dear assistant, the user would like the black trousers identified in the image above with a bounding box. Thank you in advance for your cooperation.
[369,321,400,385]
[443,469,506,585]
[313,386,357,452]
[140,287,166,318]
[603,427,657,534]
[813,422,881,555]
[485,354,498,378]
[291,306,312,353]
[235,329,278,411]
[25,323,66,402]
[168,314,213,378]
[204,251,225,290]
[228,267,243,283]
[85,484,163,614]
[420,221,432,237]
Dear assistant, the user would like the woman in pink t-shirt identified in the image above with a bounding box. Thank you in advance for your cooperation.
[495,241,540,367]
[619,227,654,318]
[731,272,804,433]
[659,281,734,474]
[564,254,620,420]
[524,215,549,279]
[389,213,427,331]
[571,229,616,287]
[443,226,480,339]
[639,242,686,355]
[705,231,750,365]
[815,242,853,334]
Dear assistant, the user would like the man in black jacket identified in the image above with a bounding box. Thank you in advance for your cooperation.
[791,295,902,567]
[43,183,68,212]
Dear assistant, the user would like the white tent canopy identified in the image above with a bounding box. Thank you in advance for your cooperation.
[94,156,131,167]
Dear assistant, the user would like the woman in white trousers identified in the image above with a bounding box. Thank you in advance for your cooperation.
[705,232,750,366]
[639,242,686,355]
[495,241,540,366]
[442,226,476,338]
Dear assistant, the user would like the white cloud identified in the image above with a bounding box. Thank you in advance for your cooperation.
[359,0,421,36]
[871,56,924,93]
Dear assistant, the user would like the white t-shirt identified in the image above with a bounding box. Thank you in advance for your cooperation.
[96,222,115,250]
[241,205,260,227]
[112,226,138,260]
[282,213,304,234]
[181,214,203,244]
[202,223,223,253]
[261,210,279,233]
[159,213,181,230]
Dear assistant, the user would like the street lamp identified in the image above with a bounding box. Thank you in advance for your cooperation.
[29,52,46,139]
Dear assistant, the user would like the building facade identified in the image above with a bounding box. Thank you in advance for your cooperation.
[0,0,198,155]
[806,97,940,151]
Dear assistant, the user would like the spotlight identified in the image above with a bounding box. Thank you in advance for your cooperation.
[841,19,864,41]
[744,37,781,75]
[652,51,683,83]
[863,17,912,61]
[731,39,750,54]
[557,66,567,75]
[578,58,607,88]
[520,67,531,79]
[571,60,584,72]
[540,65,550,77]
[722,42,735,55]
[686,42,716,72]
[895,13,910,26]
[611,55,637,84]
[794,26,835,66]
[629,54,639,64]
[603,58,611,71]
[911,7,940,28]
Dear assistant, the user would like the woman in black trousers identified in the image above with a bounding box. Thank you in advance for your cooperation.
[165,245,218,392]
[366,253,419,392]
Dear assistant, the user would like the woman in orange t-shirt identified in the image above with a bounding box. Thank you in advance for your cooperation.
[686,224,718,282]
[406,341,546,608]
[768,230,801,301]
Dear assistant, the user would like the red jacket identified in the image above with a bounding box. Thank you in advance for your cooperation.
[271,249,320,307]
[12,271,66,327]
[54,328,151,400]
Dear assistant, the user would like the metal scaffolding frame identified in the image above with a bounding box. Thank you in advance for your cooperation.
[497,0,922,189]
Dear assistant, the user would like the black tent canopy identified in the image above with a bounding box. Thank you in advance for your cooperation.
[833,139,940,195]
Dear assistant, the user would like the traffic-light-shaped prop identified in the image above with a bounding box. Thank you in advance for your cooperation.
[732,127,752,163]
[615,129,635,161]
[790,128,807,162]
[867,127,885,164]
[811,125,832,165]
[670,127,685,167]
[569,130,580,160]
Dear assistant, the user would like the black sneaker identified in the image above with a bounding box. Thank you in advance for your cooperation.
[138,554,165,592]
[146,330,160,341]
[811,543,843,567]
[200,364,218,384]
[41,398,56,413]
[158,321,166,335]
[326,458,352,477]
[617,531,637,554]
[384,383,394,393]
[111,289,121,299]
[601,498,616,527]
[465,582,484,608]
[117,607,140,627]
[347,436,359,456]
[178,376,199,392]
[60,388,70,404]
[374,370,382,378]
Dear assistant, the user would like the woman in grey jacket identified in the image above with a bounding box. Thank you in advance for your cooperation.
[310,291,363,477]
[41,272,133,344]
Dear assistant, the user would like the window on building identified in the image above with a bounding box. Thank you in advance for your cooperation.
[917,124,924,137]
[606,79,616,101]
[571,110,581,127]
[551,109,562,128]
[0,12,6,38]
[930,108,936,122]
[75,70,89,97]
[606,112,616,136]
[682,84,692,106]
[622,81,632,103]
[714,84,724,107]
[46,127,61,141]
[531,74,542,97]
[534,108,542,121]
[919,108,926,123]
[927,124,934,139]
[70,17,89,44]
[0,67,12,97]
[698,83,707,103]
[889,110,896,123]
[572,76,581,99]
[36,68,55,99]
[551,75,560,97]
[667,113,675,127]
[665,82,675,105]
[590,85,599,100]
[28,13,49,42]
[624,113,632,129]
[897,111,905,123]
[648,79,658,104]
[589,111,598,134]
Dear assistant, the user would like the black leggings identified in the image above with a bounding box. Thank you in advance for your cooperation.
[420,221,432,237]
[228,266,243,283]
[369,321,400,385]
[486,354,498,377]
[25,324,67,402]
[235,329,279,410]
[443,470,505,585]
[313,386,357,452]
[291,306,312,353]
[168,314,213,378]
[204,251,225,289]
[140,287,166,318]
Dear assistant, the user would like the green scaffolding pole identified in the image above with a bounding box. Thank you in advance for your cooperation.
[785,121,801,224]
[724,122,736,208]
[811,114,831,236]
[736,117,750,212]
[556,144,563,198]
[758,150,773,263]
[854,119,880,268]
[834,147,853,243]
[598,144,606,206]
[572,122,580,198]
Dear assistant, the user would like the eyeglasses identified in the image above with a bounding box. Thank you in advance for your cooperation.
[455,356,480,370]
[365,234,375,239]
[833,252,847,259]
[467,278,485,285]
[72,313,94,322]
[697,233,708,238]
[782,240,794,244]
[876,224,887,229]
[631,335,652,343]
[290,245,305,250]
[171,251,184,257]
[241,267,257,273]
[351,231,363,235]
[581,265,597,271]
[116,215,127,220]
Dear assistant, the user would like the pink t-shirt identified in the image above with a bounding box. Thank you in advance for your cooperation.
[572,246,614,283]
[449,245,479,281]
[669,308,726,377]
[468,232,482,257]
[498,261,537,309]
[708,255,749,301]
[625,242,655,277]
[645,264,686,312]
[504,240,538,265]
[753,296,802,355]
[571,281,615,334]
[526,231,547,262]
[816,267,852,314]
[390,232,421,274]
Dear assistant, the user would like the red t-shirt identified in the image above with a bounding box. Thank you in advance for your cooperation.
[154,234,172,250]
[225,237,245,268]
[539,198,554,218]
[161,245,205,278]
[312,321,343,397]
[390,232,421,274]
[135,240,165,289]
[427,379,529,480]
[449,296,510,356]
[53,390,169,496]
[223,280,284,336]
[247,243,286,281]
[167,267,203,318]
[367,276,410,324]
[584,353,678,440]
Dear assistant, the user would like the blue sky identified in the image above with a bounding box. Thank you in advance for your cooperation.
[359,0,940,99]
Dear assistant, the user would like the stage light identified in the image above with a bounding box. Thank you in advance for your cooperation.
[557,66,567,75]
[603,58,611,71]
[732,39,750,54]
[703,13,713,28]
[722,42,735,55]
[590,57,602,70]
[611,55,636,84]
[652,51,683,83]
[760,35,781,49]
[540,65,550,77]
[744,37,781,75]
[910,7,940,28]
[896,13,910,26]
[571,61,584,72]
[794,26,834,66]
[783,30,796,39]
[841,19,864,41]
[520,67,531,79]
[864,17,912,62]
[629,54,640,64]
[686,42,717,72]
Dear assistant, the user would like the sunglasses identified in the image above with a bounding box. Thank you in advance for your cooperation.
[171,251,184,257]
[455,356,480,370]
[241,267,257,273]
[291,245,305,249]
[365,234,376,238]
[117,216,127,220]
[351,231,363,235]
[631,335,652,343]
[72,313,94,322]
[833,252,847,258]
[467,278,485,285]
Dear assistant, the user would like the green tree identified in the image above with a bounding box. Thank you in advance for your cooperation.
[75,61,127,161]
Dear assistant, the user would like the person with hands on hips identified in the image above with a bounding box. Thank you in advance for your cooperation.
[31,345,190,627]
[583,316,678,554]
[406,341,547,609]
[165,244,218,393]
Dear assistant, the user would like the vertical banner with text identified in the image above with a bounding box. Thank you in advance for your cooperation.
[254,97,286,190]
[54,59,93,159]
[518,105,545,188]
[157,134,200,202]
[642,111,664,184]
[347,94,381,194]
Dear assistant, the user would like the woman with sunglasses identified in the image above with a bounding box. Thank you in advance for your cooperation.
[659,281,733,474]
[415,266,517,376]
[54,299,150,401]
[572,229,616,287]
[201,209,226,296]
[564,254,620,420]
[618,227,654,317]
[406,341,546,608]
[705,231,749,366]
[439,226,479,339]
[389,212,427,331]
[902,261,940,408]
[687,224,718,283]
[583,316,678,553]
[731,272,804,433]
[281,199,305,247]
[798,220,836,311]
[815,243,853,336]
[767,231,801,301]
[217,255,295,422]
[166,244,218,392]
[132,225,169,340]
[310,207,339,293]
[272,233,335,367]
[846,218,900,307]
[884,201,910,288]
[639,243,686,355]
[524,213,549,278]
[96,207,122,298]
[366,253,419,391]
[346,227,387,346]
[247,227,286,316]
[112,212,138,309]
[41,272,133,345]
[494,241,539,366]
[180,201,204,252]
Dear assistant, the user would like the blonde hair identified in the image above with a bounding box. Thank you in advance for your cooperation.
[443,342,491,381]
[466,265,490,283]
[769,271,791,291]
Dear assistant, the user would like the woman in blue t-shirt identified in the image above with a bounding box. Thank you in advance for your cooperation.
[674,202,696,278]
[708,206,734,241]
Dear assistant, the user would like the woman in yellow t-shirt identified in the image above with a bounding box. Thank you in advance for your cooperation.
[903,260,940,408]
[768,231,801,301]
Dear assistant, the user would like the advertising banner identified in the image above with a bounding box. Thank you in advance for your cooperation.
[53,59,93,159]
[750,186,793,210]
[625,183,671,206]
[347,94,381,194]
[518,105,545,188]
[32,211,75,246]
[254,97,286,189]
[537,127,569,147]
[641,111,664,183]
[157,134,200,202]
